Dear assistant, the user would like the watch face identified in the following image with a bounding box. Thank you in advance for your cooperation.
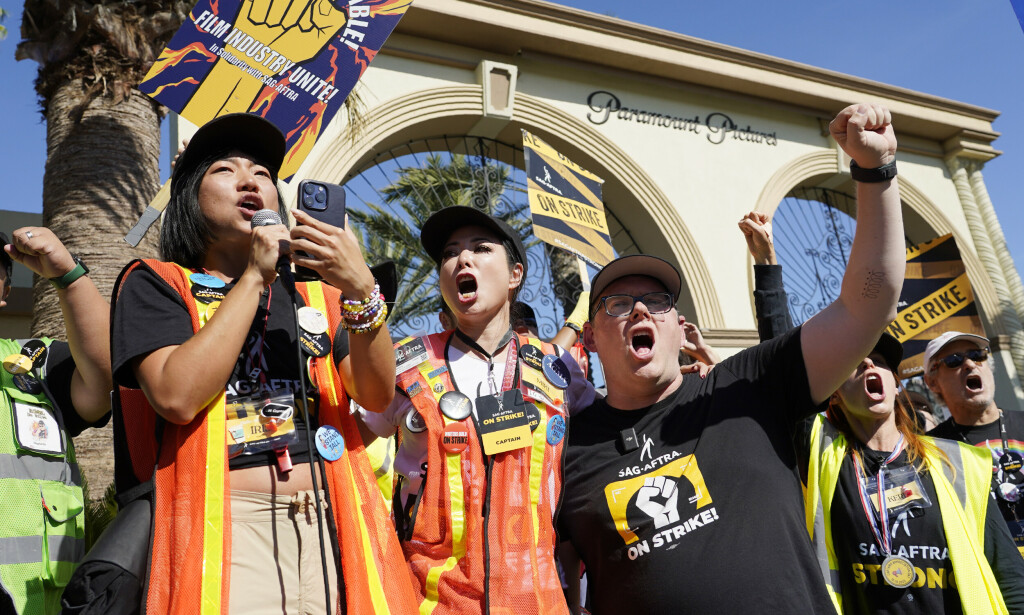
[73,255,90,275]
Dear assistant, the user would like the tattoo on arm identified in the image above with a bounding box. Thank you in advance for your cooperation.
[862,270,886,299]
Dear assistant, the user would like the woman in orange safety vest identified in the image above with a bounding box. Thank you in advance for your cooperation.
[109,113,416,614]
[360,206,597,614]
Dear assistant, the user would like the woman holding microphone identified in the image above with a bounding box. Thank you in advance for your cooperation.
[110,113,415,614]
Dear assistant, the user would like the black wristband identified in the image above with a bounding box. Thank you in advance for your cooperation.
[850,160,897,183]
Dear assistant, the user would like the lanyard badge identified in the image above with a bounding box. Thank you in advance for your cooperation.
[852,435,916,588]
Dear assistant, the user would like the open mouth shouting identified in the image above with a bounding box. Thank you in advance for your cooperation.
[629,327,655,360]
[964,371,984,395]
[456,273,478,303]
[864,371,886,402]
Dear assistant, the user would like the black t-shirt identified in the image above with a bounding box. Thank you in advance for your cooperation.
[830,447,1024,614]
[112,266,348,470]
[557,326,834,614]
[929,412,1024,552]
[43,340,110,437]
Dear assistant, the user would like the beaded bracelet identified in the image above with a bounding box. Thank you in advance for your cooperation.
[340,283,381,313]
[342,292,385,322]
[346,303,388,334]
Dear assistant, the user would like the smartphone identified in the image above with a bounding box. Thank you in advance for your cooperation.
[295,179,347,281]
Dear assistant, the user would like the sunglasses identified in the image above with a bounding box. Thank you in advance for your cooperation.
[930,347,990,371]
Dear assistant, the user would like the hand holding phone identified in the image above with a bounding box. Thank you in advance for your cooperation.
[294,180,346,281]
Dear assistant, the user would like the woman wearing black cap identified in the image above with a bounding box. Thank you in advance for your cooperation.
[359,206,596,614]
[109,114,416,614]
[804,334,1024,614]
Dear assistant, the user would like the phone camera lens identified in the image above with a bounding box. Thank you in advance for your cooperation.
[303,183,316,195]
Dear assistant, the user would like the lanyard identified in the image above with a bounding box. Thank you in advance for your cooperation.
[853,434,906,557]
[243,284,273,390]
[453,328,517,395]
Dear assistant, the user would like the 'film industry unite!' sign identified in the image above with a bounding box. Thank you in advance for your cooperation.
[585,90,778,147]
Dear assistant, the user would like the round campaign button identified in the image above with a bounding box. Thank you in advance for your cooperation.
[191,285,225,304]
[520,344,544,371]
[441,423,470,455]
[526,402,541,432]
[297,307,329,335]
[13,373,42,394]
[438,391,472,421]
[189,272,226,289]
[314,425,345,461]
[3,354,33,375]
[20,340,47,368]
[541,355,570,389]
[1000,451,1024,475]
[300,330,330,358]
[547,415,566,446]
[405,409,427,433]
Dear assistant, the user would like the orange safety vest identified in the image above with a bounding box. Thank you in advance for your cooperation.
[394,331,570,615]
[112,259,418,615]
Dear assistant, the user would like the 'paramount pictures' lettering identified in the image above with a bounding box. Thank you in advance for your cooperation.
[585,90,777,146]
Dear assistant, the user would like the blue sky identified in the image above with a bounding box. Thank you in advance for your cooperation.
[2,0,1022,275]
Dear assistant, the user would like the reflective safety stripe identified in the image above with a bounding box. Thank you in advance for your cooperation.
[932,437,968,509]
[0,534,84,565]
[173,265,228,615]
[199,391,226,615]
[420,356,467,615]
[0,453,79,484]
[305,282,395,613]
[527,411,546,546]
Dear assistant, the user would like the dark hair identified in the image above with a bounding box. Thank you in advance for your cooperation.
[161,149,286,267]
[0,232,11,287]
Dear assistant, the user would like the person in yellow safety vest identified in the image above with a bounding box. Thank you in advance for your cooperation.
[109,113,416,614]
[805,333,1024,614]
[359,206,597,614]
[0,228,112,615]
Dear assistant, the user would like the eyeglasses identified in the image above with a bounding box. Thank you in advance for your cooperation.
[596,292,674,317]
[930,347,990,371]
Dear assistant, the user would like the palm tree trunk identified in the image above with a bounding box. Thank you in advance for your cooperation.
[33,81,162,498]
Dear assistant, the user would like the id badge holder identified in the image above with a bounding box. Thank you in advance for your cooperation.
[10,397,65,457]
[224,390,299,458]
[473,389,532,456]
[866,464,932,521]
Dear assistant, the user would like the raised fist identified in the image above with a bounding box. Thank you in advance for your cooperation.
[636,475,680,529]
[829,103,897,169]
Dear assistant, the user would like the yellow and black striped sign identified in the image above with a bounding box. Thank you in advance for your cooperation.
[885,233,986,378]
[522,130,614,267]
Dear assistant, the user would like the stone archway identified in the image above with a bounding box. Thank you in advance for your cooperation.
[750,149,1006,337]
[296,85,726,328]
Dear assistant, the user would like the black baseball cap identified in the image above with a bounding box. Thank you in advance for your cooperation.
[589,254,682,316]
[370,260,398,321]
[419,206,527,278]
[871,332,904,373]
[171,113,286,192]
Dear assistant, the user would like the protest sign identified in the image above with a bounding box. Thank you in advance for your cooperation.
[140,0,411,181]
[885,233,987,377]
[522,129,614,267]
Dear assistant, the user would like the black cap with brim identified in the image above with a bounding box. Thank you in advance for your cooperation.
[171,113,287,193]
[420,206,527,278]
[589,254,682,316]
[872,332,904,373]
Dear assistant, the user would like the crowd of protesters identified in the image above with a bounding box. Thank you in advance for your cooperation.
[4,102,1024,615]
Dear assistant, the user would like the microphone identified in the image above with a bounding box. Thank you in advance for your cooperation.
[250,210,295,292]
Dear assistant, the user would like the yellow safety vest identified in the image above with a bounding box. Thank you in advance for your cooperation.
[805,414,1007,615]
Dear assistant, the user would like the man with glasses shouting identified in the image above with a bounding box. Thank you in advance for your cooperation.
[556,102,907,614]
[927,332,1024,557]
